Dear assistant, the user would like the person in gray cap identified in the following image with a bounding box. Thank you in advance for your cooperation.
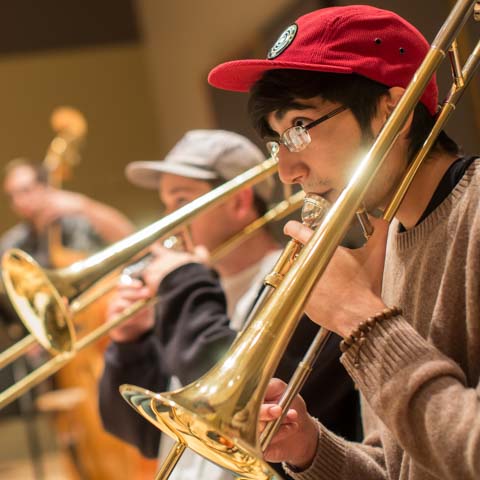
[98,129,360,480]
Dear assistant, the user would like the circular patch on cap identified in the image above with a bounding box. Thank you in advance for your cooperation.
[267,24,298,60]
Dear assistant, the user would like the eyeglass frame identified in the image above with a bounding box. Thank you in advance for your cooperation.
[266,104,349,156]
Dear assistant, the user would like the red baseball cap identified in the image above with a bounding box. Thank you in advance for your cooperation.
[208,5,438,116]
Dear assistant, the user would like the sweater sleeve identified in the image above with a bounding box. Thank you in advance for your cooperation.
[284,419,387,480]
[340,314,480,480]
[98,333,168,458]
[286,314,480,480]
[154,263,237,385]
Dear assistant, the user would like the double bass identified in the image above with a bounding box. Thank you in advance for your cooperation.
[39,107,157,479]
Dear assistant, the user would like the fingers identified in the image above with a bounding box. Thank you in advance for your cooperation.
[259,405,297,423]
[259,407,298,436]
[259,378,298,429]
[284,220,314,245]
[116,280,151,299]
[118,275,144,287]
[108,281,151,318]
[259,404,282,423]
[262,422,300,462]
[264,421,299,443]
[264,378,288,402]
[150,243,170,257]
[192,245,210,263]
[108,297,138,316]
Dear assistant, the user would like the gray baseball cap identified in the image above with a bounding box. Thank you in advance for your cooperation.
[125,129,274,202]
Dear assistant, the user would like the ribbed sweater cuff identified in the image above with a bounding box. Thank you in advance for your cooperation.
[283,419,346,480]
[341,315,432,395]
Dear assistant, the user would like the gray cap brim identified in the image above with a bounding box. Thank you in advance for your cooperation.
[125,160,219,190]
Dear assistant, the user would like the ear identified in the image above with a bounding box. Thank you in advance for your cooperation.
[380,87,414,138]
[226,187,255,220]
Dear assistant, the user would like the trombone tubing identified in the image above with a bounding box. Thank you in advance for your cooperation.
[119,5,479,479]
[0,167,285,392]
[0,297,158,410]
[384,35,480,220]
[209,190,305,262]
[76,189,303,310]
[47,156,278,300]
[0,334,36,370]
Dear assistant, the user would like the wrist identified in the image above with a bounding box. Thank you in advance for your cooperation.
[339,305,403,366]
[337,295,386,338]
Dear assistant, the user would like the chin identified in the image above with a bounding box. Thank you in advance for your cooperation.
[362,186,389,213]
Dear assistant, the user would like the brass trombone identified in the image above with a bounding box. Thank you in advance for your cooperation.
[119,2,480,479]
[0,157,305,409]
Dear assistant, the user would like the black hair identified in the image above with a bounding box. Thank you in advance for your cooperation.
[252,193,268,216]
[3,158,48,185]
[248,70,459,162]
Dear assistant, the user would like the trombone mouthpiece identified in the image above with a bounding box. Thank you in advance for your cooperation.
[301,193,331,228]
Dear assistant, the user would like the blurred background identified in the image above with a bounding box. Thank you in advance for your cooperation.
[0,0,479,230]
[0,0,478,478]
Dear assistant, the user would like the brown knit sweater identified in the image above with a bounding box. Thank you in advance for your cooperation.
[286,159,480,480]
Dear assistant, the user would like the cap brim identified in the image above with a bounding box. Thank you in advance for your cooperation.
[208,59,352,92]
[125,161,217,190]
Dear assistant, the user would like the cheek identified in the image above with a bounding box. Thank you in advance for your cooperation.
[190,206,230,248]
[189,211,217,244]
[323,122,365,180]
[188,220,205,244]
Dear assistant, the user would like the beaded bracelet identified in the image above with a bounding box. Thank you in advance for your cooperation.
[339,306,402,367]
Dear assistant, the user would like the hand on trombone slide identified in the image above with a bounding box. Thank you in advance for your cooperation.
[108,241,210,343]
[283,215,389,338]
[141,242,210,294]
[259,378,318,469]
[107,277,155,343]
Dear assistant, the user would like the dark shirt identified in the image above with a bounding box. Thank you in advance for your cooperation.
[0,216,104,325]
[0,217,104,268]
[419,156,477,221]
[99,262,361,467]
[400,155,477,232]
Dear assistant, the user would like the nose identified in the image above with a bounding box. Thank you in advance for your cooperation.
[277,147,308,186]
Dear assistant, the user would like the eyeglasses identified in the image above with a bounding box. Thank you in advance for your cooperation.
[266,105,349,156]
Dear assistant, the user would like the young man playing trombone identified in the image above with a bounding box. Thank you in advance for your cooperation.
[99,129,361,479]
[208,3,480,480]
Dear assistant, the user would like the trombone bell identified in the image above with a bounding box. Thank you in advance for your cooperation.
[121,385,281,480]
[120,193,330,480]
[1,249,74,354]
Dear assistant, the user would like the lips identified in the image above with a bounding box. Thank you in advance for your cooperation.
[306,188,334,204]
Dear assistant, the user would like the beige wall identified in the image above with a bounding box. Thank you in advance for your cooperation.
[3,1,476,236]
[135,0,296,148]
[1,0,298,236]
[136,0,480,168]
[0,43,160,232]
